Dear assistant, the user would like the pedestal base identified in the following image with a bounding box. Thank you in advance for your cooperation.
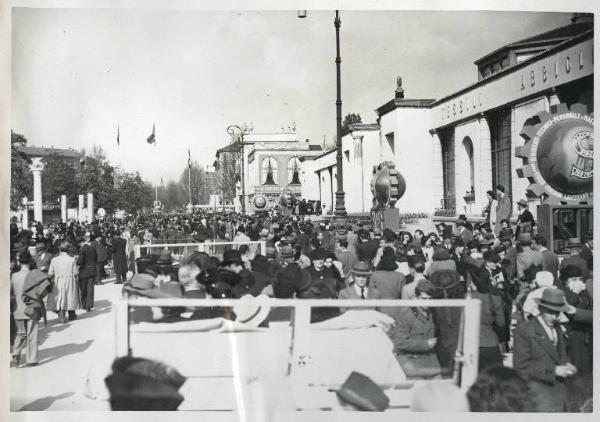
[383,208,400,232]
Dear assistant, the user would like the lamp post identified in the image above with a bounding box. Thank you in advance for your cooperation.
[227,124,248,214]
[299,10,347,227]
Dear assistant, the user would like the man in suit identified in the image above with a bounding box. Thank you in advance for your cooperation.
[391,279,440,378]
[77,232,98,312]
[338,261,381,311]
[112,230,128,284]
[513,288,577,412]
[494,184,512,236]
[532,235,559,281]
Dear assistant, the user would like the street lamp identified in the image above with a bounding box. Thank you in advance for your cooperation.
[226,124,248,214]
[298,10,347,225]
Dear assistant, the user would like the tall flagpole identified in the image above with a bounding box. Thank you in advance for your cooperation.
[187,147,192,205]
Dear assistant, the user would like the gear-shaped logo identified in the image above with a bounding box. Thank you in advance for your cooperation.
[516,103,593,204]
[370,161,406,209]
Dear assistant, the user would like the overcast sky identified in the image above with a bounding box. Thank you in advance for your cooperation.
[12,8,573,184]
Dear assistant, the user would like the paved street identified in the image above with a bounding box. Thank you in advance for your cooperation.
[10,279,122,411]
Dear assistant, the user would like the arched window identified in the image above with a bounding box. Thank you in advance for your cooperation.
[288,157,301,184]
[261,157,278,185]
[462,136,475,195]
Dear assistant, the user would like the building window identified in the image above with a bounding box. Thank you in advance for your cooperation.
[440,128,456,211]
[261,157,278,185]
[385,132,395,154]
[287,157,301,184]
[489,109,512,196]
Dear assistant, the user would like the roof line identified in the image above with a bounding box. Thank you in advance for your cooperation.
[431,30,592,107]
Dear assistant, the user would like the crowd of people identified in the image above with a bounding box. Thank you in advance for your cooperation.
[9,200,593,412]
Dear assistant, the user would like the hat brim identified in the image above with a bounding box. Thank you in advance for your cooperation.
[533,298,571,313]
[352,270,372,276]
[221,259,243,266]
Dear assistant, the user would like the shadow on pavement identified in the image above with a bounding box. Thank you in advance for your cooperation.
[73,300,113,321]
[17,392,74,411]
[37,321,72,344]
[38,340,94,365]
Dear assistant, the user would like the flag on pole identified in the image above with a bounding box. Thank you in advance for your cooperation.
[147,123,156,145]
[160,176,164,187]
[116,125,120,147]
[188,147,192,169]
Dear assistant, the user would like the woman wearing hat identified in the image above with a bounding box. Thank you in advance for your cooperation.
[515,199,535,238]
[47,241,82,323]
[338,261,382,311]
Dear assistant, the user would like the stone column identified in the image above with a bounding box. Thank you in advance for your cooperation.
[430,130,444,210]
[29,158,45,224]
[78,194,85,223]
[21,197,29,230]
[478,115,493,214]
[87,193,94,223]
[352,133,365,212]
[61,195,67,222]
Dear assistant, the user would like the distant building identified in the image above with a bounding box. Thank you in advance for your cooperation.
[216,128,322,212]
[17,145,85,167]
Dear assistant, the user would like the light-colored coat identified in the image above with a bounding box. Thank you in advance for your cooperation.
[47,252,82,311]
[11,267,31,320]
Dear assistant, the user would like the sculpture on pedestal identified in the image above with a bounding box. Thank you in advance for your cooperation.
[370,161,406,231]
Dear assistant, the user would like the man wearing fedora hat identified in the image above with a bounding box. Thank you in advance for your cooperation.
[513,288,576,412]
[338,261,382,308]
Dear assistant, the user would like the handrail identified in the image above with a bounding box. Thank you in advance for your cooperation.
[126,298,478,308]
[116,296,481,392]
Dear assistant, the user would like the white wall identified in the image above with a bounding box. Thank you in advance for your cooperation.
[300,159,320,201]
[379,107,434,213]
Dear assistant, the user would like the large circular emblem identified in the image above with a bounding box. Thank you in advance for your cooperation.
[370,161,406,209]
[253,195,267,209]
[517,103,593,204]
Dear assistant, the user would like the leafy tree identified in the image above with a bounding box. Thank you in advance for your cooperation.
[10,131,33,210]
[41,153,79,208]
[116,171,153,215]
[343,112,362,127]
[162,181,188,211]
[179,160,211,206]
[215,151,239,204]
